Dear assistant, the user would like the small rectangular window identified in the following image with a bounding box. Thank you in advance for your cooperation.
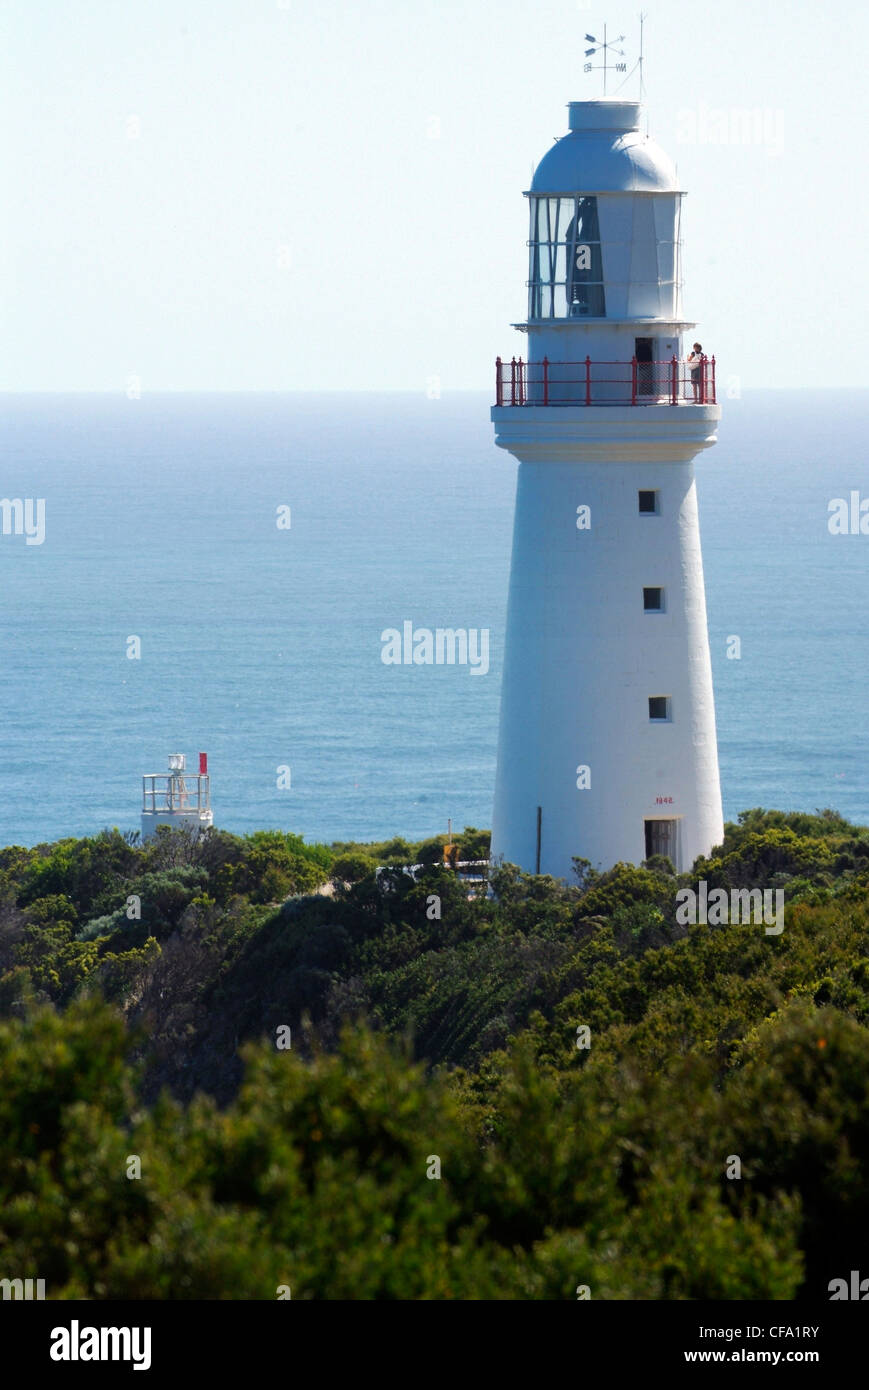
[638,490,659,514]
[643,587,664,611]
[648,696,671,721]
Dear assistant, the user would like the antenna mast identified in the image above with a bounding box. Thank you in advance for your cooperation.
[639,11,648,133]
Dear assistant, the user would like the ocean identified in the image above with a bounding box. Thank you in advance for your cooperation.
[1,389,867,849]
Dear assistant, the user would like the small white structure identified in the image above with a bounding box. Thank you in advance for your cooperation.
[490,99,723,878]
[141,752,213,841]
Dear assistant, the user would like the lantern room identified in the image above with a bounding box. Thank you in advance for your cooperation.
[141,752,213,841]
[525,100,683,323]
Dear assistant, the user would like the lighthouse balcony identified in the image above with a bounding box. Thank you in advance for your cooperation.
[494,355,716,407]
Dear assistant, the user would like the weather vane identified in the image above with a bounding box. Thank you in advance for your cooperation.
[583,14,647,101]
[583,25,627,96]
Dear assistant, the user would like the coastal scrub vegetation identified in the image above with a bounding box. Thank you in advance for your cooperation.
[1,809,868,1299]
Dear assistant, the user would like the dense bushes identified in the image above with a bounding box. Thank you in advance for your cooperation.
[0,999,807,1299]
[0,807,867,1297]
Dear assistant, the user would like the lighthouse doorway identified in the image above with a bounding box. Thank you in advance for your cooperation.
[644,817,679,869]
[635,337,655,396]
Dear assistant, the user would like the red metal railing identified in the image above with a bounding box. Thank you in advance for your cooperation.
[494,355,716,407]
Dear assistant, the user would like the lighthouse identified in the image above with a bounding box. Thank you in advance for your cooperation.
[141,752,213,841]
[490,99,723,878]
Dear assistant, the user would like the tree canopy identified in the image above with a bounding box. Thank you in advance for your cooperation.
[1,808,867,1299]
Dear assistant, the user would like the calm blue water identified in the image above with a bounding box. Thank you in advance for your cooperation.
[1,390,867,848]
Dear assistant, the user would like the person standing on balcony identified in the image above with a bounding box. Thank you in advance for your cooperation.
[687,342,704,402]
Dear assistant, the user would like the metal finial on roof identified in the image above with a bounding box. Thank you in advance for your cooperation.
[583,23,628,97]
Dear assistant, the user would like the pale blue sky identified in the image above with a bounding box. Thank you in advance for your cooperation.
[1,0,864,390]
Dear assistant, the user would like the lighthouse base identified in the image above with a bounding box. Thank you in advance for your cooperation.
[141,810,214,842]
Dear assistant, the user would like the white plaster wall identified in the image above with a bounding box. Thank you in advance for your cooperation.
[490,407,723,879]
[141,810,214,841]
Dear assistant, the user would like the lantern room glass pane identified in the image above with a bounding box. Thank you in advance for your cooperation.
[527,194,606,320]
[565,197,604,316]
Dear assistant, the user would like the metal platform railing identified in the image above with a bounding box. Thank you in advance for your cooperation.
[494,354,716,406]
[142,774,211,814]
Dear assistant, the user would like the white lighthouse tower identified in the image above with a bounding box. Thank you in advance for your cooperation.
[490,98,723,878]
[141,752,213,841]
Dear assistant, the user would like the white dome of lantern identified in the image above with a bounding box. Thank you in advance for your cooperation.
[531,101,676,192]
